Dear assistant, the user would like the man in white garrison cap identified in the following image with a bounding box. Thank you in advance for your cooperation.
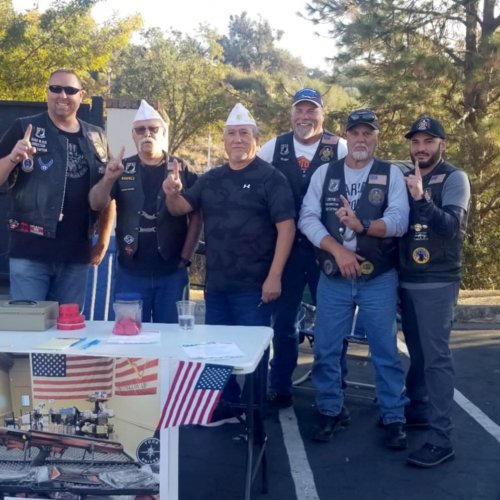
[89,99,201,323]
[164,103,296,422]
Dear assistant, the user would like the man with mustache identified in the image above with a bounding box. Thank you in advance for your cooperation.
[298,109,409,448]
[400,117,470,467]
[258,88,348,410]
[89,100,201,323]
[0,69,112,310]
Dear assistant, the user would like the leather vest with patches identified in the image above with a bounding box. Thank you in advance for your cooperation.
[7,112,107,238]
[114,155,191,264]
[317,158,397,280]
[399,160,466,282]
[272,131,340,219]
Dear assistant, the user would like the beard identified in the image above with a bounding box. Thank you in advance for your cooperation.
[411,149,442,169]
[294,123,317,141]
[352,150,369,161]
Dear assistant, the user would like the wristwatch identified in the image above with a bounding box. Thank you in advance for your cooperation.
[180,257,191,267]
[359,219,371,236]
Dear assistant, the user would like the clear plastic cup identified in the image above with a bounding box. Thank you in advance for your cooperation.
[113,293,142,335]
[176,300,196,330]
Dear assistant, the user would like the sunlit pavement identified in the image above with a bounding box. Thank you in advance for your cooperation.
[180,324,500,500]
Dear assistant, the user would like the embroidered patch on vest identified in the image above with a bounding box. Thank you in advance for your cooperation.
[412,247,430,264]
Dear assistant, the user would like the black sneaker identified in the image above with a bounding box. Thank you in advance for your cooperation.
[407,443,455,467]
[312,407,351,443]
[266,392,293,410]
[384,422,408,450]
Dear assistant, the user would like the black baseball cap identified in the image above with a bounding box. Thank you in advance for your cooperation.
[405,117,446,139]
[346,109,379,130]
[293,88,324,108]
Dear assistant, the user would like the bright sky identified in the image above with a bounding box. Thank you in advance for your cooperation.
[13,0,337,71]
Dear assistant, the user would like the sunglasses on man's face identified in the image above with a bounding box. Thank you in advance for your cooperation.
[134,126,162,135]
[48,85,82,95]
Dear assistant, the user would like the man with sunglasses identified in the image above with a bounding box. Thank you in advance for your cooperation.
[89,100,201,323]
[258,88,348,410]
[400,117,470,468]
[299,109,410,448]
[0,69,111,310]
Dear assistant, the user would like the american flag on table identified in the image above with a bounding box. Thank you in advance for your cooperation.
[114,357,159,396]
[158,361,233,429]
[31,354,113,400]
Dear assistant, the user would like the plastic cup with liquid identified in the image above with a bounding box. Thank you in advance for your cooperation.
[176,300,196,330]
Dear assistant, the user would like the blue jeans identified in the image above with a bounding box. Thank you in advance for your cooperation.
[312,269,407,423]
[269,241,319,395]
[9,258,89,310]
[401,283,459,448]
[205,290,272,402]
[114,265,188,323]
[270,241,350,395]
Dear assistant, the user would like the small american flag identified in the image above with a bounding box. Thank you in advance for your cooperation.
[158,361,232,428]
[31,354,113,400]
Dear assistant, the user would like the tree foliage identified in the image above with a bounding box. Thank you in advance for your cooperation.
[305,0,500,287]
[0,0,141,100]
[220,12,306,75]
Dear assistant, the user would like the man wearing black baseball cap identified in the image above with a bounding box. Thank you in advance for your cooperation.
[399,117,471,467]
[258,89,347,410]
[298,109,409,448]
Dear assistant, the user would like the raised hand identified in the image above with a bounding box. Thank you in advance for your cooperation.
[104,147,125,181]
[10,124,36,164]
[336,194,361,232]
[162,158,183,195]
[405,160,424,200]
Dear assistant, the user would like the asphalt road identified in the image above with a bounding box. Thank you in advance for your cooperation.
[179,325,500,500]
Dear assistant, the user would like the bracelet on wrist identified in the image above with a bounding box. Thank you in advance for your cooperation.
[8,157,17,165]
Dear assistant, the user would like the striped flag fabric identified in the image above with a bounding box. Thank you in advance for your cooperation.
[31,354,113,400]
[158,361,233,428]
[114,357,159,396]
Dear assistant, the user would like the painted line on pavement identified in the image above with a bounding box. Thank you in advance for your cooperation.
[396,338,500,444]
[279,406,320,500]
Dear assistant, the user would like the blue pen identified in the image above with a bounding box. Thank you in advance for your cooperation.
[81,339,101,350]
[70,337,87,348]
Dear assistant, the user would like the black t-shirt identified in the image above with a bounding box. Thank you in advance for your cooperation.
[0,120,91,263]
[182,157,295,292]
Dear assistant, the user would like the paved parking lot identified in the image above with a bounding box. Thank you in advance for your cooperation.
[179,325,500,500]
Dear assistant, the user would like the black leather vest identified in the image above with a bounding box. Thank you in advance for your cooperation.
[7,112,107,238]
[399,160,467,282]
[114,154,192,264]
[272,131,340,219]
[317,158,397,280]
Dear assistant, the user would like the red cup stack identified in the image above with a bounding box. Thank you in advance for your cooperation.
[57,304,85,330]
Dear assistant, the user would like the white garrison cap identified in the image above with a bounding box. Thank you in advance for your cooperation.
[225,103,257,127]
[133,99,167,128]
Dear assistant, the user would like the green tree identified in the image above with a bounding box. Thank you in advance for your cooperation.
[220,12,306,75]
[305,0,500,287]
[0,0,141,100]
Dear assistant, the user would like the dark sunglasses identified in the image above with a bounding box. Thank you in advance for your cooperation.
[48,85,82,95]
[350,111,377,122]
[134,126,161,135]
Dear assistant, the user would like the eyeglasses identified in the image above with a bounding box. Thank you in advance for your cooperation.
[134,126,162,135]
[349,111,377,122]
[48,85,82,95]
